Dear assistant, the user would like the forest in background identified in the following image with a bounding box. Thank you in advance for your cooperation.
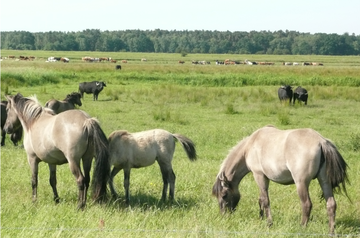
[1,29,360,55]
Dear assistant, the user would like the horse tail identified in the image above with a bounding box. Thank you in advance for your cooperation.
[172,134,197,161]
[320,139,349,197]
[85,118,110,202]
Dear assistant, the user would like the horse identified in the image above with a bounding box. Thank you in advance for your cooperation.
[1,100,23,146]
[45,92,82,114]
[3,93,110,209]
[212,125,349,235]
[108,129,197,204]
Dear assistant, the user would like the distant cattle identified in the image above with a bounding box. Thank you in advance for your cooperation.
[178,60,185,64]
[99,57,110,62]
[302,62,311,66]
[141,58,147,62]
[259,62,275,65]
[115,65,121,70]
[121,60,127,63]
[60,57,69,63]
[293,86,308,105]
[8,55,15,59]
[278,85,293,104]
[78,81,107,101]
[283,62,293,66]
[111,59,117,63]
[47,57,57,62]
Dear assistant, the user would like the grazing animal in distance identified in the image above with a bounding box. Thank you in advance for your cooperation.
[108,129,197,204]
[293,86,308,105]
[278,85,293,104]
[212,125,349,235]
[45,92,82,114]
[3,93,110,209]
[1,100,23,146]
[78,81,107,101]
[115,65,121,70]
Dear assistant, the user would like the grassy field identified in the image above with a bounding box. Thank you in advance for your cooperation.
[1,51,360,237]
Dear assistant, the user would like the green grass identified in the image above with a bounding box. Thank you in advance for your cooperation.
[1,51,360,237]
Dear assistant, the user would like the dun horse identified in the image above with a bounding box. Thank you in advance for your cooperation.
[45,92,82,114]
[4,93,110,209]
[212,125,349,234]
[108,129,197,203]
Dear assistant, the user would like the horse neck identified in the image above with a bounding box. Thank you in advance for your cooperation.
[221,143,250,185]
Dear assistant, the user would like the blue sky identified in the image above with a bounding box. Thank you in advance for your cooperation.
[1,0,359,35]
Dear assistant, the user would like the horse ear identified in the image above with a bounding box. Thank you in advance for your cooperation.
[219,172,230,188]
[13,93,23,102]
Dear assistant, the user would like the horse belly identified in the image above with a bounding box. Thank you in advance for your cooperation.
[132,150,156,168]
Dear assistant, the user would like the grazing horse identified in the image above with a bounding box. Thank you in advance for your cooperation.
[1,100,23,146]
[45,92,82,114]
[4,93,110,209]
[108,129,197,204]
[212,125,349,234]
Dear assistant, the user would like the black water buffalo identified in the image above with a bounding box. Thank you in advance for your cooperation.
[1,101,23,146]
[115,65,121,70]
[278,85,293,104]
[293,86,308,105]
[78,81,106,101]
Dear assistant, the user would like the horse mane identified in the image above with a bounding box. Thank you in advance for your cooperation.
[219,137,249,175]
[108,130,129,141]
[13,94,53,128]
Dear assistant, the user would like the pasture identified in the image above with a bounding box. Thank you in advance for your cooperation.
[1,51,360,237]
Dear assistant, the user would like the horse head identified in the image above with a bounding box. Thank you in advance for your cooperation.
[67,92,82,107]
[212,171,240,213]
[4,94,23,134]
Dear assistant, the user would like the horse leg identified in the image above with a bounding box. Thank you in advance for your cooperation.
[168,169,176,200]
[108,166,122,199]
[28,157,41,203]
[158,162,175,201]
[253,174,272,226]
[317,173,336,234]
[295,182,312,227]
[68,161,86,210]
[82,158,92,206]
[1,130,5,146]
[48,164,60,203]
[124,169,131,204]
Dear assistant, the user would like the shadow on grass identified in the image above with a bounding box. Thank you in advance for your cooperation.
[107,192,198,211]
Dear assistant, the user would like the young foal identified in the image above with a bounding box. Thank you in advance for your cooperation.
[4,93,110,209]
[45,92,82,114]
[108,129,197,204]
[212,125,349,235]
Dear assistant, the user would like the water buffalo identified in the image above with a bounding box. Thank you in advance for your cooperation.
[78,81,106,101]
[293,86,308,105]
[278,85,293,104]
[115,65,121,70]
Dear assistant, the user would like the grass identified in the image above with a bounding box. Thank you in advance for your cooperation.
[1,51,360,237]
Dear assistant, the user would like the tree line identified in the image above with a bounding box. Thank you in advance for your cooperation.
[1,29,360,55]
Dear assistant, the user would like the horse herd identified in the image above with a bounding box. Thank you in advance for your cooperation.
[1,84,349,234]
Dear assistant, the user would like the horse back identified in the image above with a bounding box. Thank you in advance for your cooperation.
[246,127,324,184]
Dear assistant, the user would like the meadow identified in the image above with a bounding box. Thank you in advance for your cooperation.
[1,50,360,237]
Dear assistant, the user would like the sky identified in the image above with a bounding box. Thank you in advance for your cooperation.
[1,0,359,35]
